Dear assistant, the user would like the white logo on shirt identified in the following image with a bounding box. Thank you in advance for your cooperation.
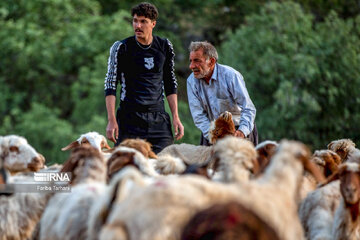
[144,57,154,70]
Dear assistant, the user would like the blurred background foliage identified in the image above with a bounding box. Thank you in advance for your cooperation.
[0,0,359,163]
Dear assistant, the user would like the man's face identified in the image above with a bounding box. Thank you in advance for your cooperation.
[189,49,214,80]
[132,14,156,39]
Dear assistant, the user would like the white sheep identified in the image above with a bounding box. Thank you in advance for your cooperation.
[209,137,258,183]
[39,145,107,240]
[0,135,45,174]
[97,138,325,240]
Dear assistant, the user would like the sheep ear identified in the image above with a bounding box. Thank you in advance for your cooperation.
[61,141,80,151]
[304,159,326,184]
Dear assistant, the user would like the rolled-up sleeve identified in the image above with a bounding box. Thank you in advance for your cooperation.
[229,72,256,136]
[163,39,177,96]
[187,76,211,139]
[104,41,123,97]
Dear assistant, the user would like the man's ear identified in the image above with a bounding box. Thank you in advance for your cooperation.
[151,20,156,28]
[209,57,216,68]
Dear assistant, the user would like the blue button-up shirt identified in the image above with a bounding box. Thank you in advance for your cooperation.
[187,63,256,139]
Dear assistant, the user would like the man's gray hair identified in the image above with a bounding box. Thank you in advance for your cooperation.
[189,41,218,61]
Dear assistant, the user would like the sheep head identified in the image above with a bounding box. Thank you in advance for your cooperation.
[1,135,45,174]
[209,111,236,144]
[210,136,258,182]
[62,132,111,152]
[312,149,342,177]
[327,139,356,161]
[119,138,157,159]
[106,146,157,181]
[255,140,278,175]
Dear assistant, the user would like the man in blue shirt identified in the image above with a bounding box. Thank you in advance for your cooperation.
[187,41,258,146]
[104,2,184,153]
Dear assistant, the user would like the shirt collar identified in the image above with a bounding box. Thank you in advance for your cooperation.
[209,63,218,82]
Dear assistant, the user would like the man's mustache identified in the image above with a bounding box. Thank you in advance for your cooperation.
[135,29,143,32]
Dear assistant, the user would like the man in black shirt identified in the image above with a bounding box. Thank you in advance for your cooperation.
[104,2,184,153]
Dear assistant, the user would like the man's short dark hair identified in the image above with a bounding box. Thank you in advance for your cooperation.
[131,2,158,21]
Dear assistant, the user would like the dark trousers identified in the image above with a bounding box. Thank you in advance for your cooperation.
[115,102,174,154]
[200,123,258,147]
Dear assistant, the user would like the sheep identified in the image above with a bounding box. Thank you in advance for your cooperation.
[299,181,341,240]
[181,201,280,240]
[87,166,153,240]
[0,135,45,174]
[156,111,237,174]
[118,138,157,159]
[106,146,159,180]
[0,148,51,239]
[61,131,111,152]
[327,138,360,163]
[320,162,360,240]
[208,111,235,144]
[209,137,258,183]
[97,138,325,240]
[298,151,357,240]
[39,145,107,240]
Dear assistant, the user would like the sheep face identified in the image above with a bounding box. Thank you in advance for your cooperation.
[1,135,45,173]
[62,132,111,152]
[119,138,157,159]
[312,150,342,177]
[209,111,236,144]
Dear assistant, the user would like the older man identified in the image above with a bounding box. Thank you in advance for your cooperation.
[187,41,257,146]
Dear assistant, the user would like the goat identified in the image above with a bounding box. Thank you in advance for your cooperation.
[208,111,236,144]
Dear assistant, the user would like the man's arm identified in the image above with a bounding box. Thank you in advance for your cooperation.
[187,78,211,139]
[230,72,256,138]
[104,41,123,143]
[167,94,184,140]
[105,95,118,143]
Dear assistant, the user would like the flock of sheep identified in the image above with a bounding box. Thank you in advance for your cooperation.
[0,111,360,240]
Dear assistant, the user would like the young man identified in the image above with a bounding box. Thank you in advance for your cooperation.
[187,41,258,146]
[104,2,184,153]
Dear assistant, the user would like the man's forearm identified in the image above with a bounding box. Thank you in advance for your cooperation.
[166,94,179,119]
[105,95,117,122]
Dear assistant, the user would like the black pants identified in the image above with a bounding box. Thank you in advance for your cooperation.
[115,102,173,154]
[200,123,258,147]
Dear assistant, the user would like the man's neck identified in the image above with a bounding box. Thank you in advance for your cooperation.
[203,67,215,84]
[136,35,153,45]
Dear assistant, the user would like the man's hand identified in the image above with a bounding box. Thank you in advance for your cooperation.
[234,130,245,138]
[173,117,184,140]
[106,120,119,143]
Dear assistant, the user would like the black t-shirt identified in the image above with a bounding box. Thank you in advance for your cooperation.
[104,36,177,106]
